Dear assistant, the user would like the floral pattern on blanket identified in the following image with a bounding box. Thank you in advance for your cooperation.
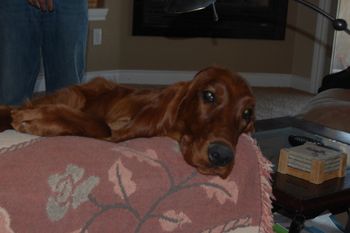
[0,207,14,233]
[0,135,273,233]
[47,164,100,222]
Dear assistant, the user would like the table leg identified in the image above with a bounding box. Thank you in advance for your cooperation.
[288,215,305,233]
[345,222,350,233]
[345,209,350,233]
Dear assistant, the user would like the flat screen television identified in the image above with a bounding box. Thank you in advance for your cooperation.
[132,0,289,40]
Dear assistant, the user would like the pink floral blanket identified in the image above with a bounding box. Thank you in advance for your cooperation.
[0,134,273,233]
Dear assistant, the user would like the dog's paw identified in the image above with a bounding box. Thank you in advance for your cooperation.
[11,108,47,135]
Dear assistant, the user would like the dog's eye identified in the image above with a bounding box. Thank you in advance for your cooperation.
[202,90,216,103]
[242,108,253,121]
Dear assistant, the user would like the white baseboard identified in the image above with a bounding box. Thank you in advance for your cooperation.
[34,69,312,93]
[240,72,310,92]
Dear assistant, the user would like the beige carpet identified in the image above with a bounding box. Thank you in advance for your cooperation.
[253,87,314,120]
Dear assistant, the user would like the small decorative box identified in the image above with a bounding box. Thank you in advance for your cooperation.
[278,142,347,184]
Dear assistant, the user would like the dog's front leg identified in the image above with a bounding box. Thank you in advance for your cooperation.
[11,104,111,138]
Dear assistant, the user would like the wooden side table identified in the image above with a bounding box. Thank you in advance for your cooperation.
[273,170,350,233]
[255,116,350,233]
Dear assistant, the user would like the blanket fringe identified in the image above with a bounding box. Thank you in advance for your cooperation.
[245,134,274,233]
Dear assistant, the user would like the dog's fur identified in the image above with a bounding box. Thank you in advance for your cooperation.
[0,67,255,178]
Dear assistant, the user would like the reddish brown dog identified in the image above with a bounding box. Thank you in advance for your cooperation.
[0,67,255,178]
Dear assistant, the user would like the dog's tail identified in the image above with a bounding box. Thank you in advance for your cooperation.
[0,105,13,132]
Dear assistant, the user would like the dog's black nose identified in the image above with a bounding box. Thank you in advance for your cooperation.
[208,142,234,167]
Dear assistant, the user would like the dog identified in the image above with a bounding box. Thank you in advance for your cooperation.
[0,66,255,178]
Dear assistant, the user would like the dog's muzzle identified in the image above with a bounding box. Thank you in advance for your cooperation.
[208,142,234,167]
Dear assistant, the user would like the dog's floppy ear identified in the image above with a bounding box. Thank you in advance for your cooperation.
[175,68,213,120]
[157,82,191,128]
[179,67,214,103]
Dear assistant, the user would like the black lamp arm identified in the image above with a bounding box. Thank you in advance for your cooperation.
[293,0,350,34]
[293,0,335,21]
[166,0,350,34]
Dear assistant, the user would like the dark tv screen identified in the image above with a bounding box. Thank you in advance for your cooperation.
[132,0,289,40]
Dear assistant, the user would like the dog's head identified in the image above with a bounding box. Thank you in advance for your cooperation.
[178,67,255,178]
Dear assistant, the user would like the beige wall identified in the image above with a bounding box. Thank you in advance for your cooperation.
[87,0,322,79]
[291,0,319,77]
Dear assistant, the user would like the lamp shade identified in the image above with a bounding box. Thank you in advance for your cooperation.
[166,0,215,13]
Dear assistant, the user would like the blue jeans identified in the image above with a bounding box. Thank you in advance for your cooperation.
[0,0,88,105]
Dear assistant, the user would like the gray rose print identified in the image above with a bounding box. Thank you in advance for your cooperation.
[46,164,100,222]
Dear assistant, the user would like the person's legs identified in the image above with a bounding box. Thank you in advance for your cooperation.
[41,0,88,93]
[0,1,42,105]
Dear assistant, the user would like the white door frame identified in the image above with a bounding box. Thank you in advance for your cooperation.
[309,0,334,93]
